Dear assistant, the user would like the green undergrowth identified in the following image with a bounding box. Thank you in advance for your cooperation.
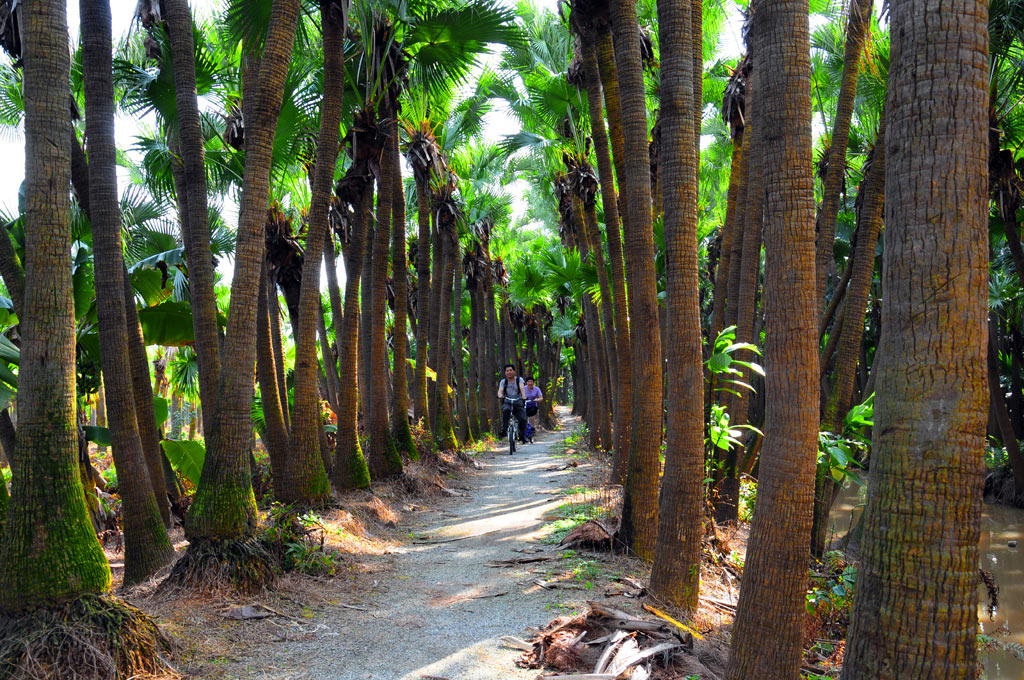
[551,425,592,459]
[261,504,343,577]
[540,501,611,545]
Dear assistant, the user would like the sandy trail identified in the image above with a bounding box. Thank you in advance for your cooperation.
[249,423,579,679]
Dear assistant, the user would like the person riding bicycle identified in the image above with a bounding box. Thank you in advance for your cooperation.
[497,364,528,444]
[523,376,543,440]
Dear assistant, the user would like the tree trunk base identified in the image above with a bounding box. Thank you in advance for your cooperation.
[0,594,168,680]
[161,537,276,596]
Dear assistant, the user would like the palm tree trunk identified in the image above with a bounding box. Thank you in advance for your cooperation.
[717,67,764,523]
[575,195,613,449]
[165,0,222,429]
[324,231,344,385]
[811,116,887,557]
[413,181,432,421]
[365,118,402,480]
[451,253,473,442]
[589,32,633,484]
[280,0,344,505]
[332,174,372,490]
[122,265,171,526]
[360,224,375,425]
[256,259,291,484]
[265,277,291,430]
[432,229,459,450]
[841,1,989,675]
[318,300,340,412]
[82,0,174,584]
[814,0,874,304]
[484,259,502,430]
[609,0,664,561]
[650,0,703,612]
[726,1,820,675]
[389,121,416,458]
[709,129,745,342]
[186,0,301,546]
[0,0,112,608]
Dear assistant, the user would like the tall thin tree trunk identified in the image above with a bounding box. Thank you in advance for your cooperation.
[432,228,459,450]
[841,1,989,674]
[389,121,416,458]
[333,173,372,490]
[186,0,301,546]
[281,0,343,505]
[366,117,402,479]
[82,0,173,584]
[814,0,874,304]
[165,0,222,429]
[412,182,432,422]
[0,0,112,608]
[726,1,819,676]
[650,0,704,612]
[256,260,291,482]
[610,0,664,560]
[810,115,887,556]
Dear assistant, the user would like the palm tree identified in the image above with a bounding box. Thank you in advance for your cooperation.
[811,111,886,556]
[650,0,704,612]
[609,0,663,561]
[840,0,989,675]
[162,0,223,431]
[280,0,346,504]
[177,0,302,590]
[814,0,874,304]
[82,0,174,584]
[0,0,109,635]
[332,112,377,490]
[406,121,442,422]
[389,119,418,457]
[726,0,819,676]
[573,8,633,482]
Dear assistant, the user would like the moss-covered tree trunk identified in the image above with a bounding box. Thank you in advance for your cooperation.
[412,181,432,423]
[0,0,112,609]
[332,173,372,491]
[186,0,301,546]
[280,0,344,505]
[389,121,417,459]
[840,0,989,675]
[81,0,174,584]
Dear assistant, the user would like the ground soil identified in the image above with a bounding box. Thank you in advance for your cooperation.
[112,412,745,679]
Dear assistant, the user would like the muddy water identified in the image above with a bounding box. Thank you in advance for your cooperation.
[828,484,1024,679]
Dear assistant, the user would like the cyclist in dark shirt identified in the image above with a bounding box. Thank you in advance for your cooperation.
[496,364,528,444]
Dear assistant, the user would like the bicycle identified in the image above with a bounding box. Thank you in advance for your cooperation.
[503,397,523,455]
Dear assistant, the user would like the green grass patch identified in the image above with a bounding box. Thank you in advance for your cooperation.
[540,501,611,544]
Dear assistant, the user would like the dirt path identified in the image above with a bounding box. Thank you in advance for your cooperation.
[252,423,581,679]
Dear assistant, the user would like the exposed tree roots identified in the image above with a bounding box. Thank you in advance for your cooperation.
[161,536,277,596]
[0,594,169,680]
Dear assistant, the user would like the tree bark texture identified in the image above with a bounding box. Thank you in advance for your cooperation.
[81,0,173,584]
[650,0,704,612]
[0,0,112,609]
[841,1,989,675]
[610,0,664,561]
[726,1,819,677]
[187,0,301,542]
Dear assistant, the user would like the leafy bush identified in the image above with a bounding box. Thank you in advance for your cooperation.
[261,504,341,576]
